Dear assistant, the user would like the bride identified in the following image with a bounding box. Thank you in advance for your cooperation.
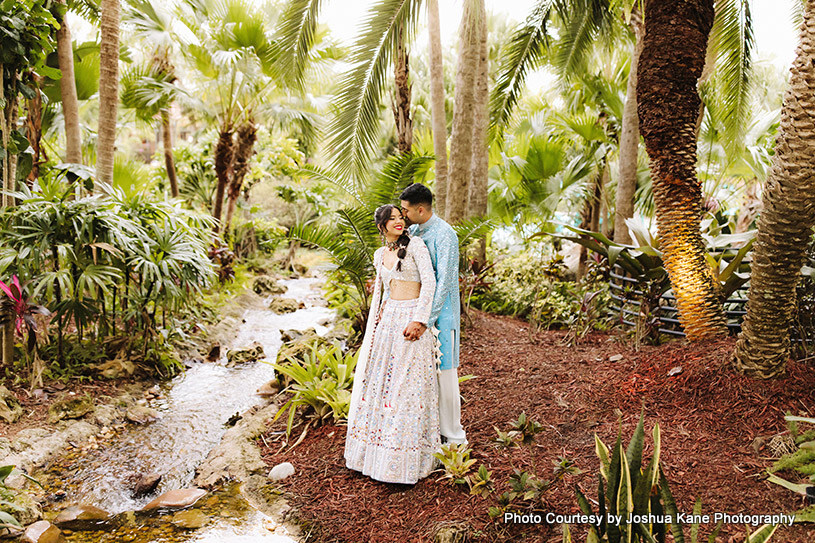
[344,204,441,484]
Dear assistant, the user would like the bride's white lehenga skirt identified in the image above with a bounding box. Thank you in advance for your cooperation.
[344,298,442,484]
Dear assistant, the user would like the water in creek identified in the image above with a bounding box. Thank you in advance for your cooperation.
[35,277,334,542]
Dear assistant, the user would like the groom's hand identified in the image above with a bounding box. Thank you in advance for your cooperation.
[403,322,427,341]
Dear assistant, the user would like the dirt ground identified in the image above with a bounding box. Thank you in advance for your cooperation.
[259,310,815,543]
[0,378,133,439]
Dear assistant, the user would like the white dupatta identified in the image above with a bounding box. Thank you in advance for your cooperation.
[347,249,384,429]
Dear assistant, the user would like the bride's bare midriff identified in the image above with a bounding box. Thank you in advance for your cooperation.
[389,279,422,300]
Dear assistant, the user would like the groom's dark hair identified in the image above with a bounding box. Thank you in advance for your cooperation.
[399,183,433,207]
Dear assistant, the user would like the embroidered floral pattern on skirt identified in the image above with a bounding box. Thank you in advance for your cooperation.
[344,298,441,484]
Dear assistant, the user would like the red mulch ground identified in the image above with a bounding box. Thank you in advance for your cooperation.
[259,310,815,543]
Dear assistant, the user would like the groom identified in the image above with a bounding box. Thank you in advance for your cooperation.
[399,183,467,445]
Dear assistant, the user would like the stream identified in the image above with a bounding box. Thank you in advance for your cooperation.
[34,277,334,542]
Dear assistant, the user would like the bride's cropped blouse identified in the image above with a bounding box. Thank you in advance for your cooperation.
[372,236,436,325]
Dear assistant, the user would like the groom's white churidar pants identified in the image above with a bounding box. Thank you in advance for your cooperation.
[437,326,466,444]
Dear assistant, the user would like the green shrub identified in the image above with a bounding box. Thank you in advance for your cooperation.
[468,250,612,332]
[272,342,358,439]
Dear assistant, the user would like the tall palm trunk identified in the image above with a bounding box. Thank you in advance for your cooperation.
[467,2,489,266]
[57,0,82,163]
[212,128,234,231]
[427,0,449,217]
[161,110,179,197]
[392,23,413,154]
[636,0,727,341]
[224,120,257,232]
[1,75,18,367]
[447,0,484,224]
[25,74,44,184]
[734,4,815,378]
[613,9,643,245]
[97,0,121,185]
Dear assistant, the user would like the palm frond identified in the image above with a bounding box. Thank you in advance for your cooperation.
[552,0,613,76]
[325,0,424,181]
[453,216,494,247]
[489,0,554,138]
[275,0,325,91]
[362,152,434,209]
[704,0,755,156]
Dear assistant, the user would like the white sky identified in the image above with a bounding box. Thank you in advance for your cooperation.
[323,0,798,69]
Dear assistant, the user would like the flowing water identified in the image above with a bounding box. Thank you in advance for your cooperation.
[34,277,334,542]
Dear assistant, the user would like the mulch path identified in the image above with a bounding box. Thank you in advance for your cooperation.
[259,310,815,543]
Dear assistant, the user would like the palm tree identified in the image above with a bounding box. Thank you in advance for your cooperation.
[120,62,182,197]
[426,0,449,217]
[734,2,815,378]
[97,0,120,185]
[122,0,191,197]
[466,0,489,266]
[392,22,413,154]
[223,119,257,230]
[179,0,278,230]
[613,8,642,245]
[56,0,83,164]
[446,0,484,224]
[636,0,728,341]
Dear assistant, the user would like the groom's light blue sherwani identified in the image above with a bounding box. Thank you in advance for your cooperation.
[410,214,460,370]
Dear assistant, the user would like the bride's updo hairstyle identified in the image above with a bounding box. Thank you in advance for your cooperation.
[375,204,411,271]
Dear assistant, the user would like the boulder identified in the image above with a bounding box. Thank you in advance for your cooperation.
[267,462,295,482]
[47,395,94,423]
[125,406,160,425]
[21,521,65,543]
[141,488,207,511]
[170,509,208,529]
[0,386,22,424]
[268,298,304,314]
[2,489,41,525]
[252,276,287,296]
[226,344,265,366]
[276,328,328,365]
[256,380,280,397]
[53,504,111,531]
[132,473,161,497]
[91,358,136,379]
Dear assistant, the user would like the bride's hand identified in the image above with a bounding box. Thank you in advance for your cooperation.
[403,322,427,341]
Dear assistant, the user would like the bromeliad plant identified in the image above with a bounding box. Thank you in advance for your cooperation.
[271,342,358,440]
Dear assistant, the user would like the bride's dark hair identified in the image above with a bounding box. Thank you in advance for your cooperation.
[375,204,410,271]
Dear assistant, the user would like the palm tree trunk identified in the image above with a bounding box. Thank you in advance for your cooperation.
[467,1,489,267]
[734,3,815,378]
[25,75,44,184]
[1,76,17,367]
[224,121,257,232]
[392,23,413,155]
[636,0,727,341]
[161,109,179,197]
[447,0,484,224]
[212,128,234,231]
[427,0,449,218]
[97,0,121,185]
[57,0,82,164]
[613,9,643,245]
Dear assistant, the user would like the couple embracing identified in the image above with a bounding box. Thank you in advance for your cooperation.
[344,183,467,485]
